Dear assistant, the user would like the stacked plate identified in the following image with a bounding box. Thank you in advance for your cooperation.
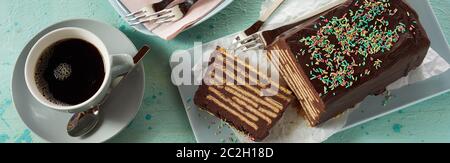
[109,0,234,36]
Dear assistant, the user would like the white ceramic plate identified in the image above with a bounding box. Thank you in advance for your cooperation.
[109,0,234,36]
[11,19,145,143]
[171,0,450,143]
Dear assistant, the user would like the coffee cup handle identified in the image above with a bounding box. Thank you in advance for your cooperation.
[91,54,134,107]
[110,53,135,80]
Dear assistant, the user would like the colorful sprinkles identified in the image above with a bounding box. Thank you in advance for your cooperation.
[297,0,417,97]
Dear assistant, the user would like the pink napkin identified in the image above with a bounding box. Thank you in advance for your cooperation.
[120,0,224,40]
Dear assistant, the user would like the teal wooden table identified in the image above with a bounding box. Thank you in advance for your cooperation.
[0,0,449,143]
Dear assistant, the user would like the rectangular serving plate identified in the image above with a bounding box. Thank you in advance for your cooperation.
[171,0,450,143]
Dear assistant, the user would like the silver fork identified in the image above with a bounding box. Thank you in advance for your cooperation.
[234,32,267,52]
[126,0,198,26]
[125,0,174,19]
[234,0,344,52]
[232,0,285,51]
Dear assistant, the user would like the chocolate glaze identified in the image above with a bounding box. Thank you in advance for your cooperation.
[267,0,430,126]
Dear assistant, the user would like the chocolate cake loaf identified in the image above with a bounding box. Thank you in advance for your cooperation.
[266,0,430,126]
[194,47,295,141]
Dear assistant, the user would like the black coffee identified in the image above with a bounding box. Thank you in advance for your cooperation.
[35,39,105,105]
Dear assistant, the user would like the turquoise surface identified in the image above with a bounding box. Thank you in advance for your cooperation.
[0,0,449,143]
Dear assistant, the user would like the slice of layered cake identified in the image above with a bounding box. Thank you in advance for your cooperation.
[266,0,430,126]
[194,47,295,141]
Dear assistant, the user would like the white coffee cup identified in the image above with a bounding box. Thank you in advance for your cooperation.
[25,27,135,113]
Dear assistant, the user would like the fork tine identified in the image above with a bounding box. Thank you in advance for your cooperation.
[155,11,186,24]
[127,14,147,21]
[126,10,144,17]
[155,16,176,24]
[236,39,259,50]
[129,15,158,26]
[243,44,264,52]
[156,8,187,24]
[145,12,175,23]
[146,8,172,17]
[129,20,150,26]
[129,13,171,26]
[236,43,263,52]
[155,12,175,20]
[154,5,186,23]
[233,34,258,46]
[127,4,186,26]
[234,33,265,52]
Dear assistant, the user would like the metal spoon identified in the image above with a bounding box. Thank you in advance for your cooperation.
[67,106,100,137]
[67,45,151,137]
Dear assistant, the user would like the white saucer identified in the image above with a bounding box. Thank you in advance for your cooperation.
[11,19,145,143]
